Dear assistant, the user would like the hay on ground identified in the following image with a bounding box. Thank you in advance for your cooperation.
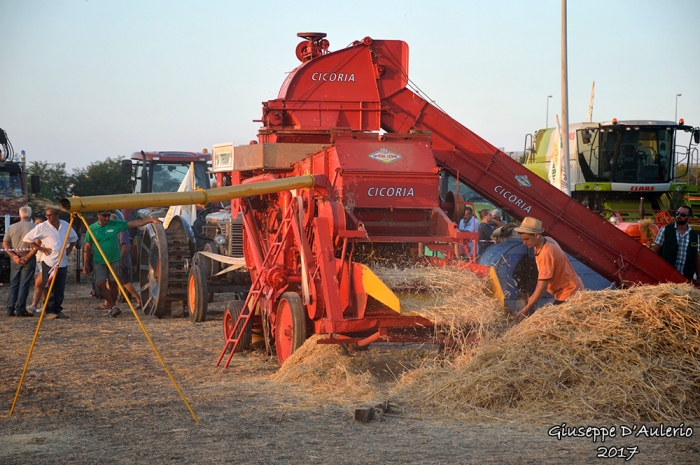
[271,335,378,402]
[391,284,700,423]
[374,265,510,353]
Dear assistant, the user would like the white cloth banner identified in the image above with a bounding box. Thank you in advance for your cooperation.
[163,163,197,229]
[549,116,569,193]
[197,251,247,276]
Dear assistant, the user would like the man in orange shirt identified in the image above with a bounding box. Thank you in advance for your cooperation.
[514,217,583,322]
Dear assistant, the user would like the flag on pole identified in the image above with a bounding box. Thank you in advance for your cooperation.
[547,124,561,188]
[548,115,569,193]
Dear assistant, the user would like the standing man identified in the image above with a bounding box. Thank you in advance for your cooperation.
[477,209,495,256]
[458,206,479,258]
[515,217,583,322]
[3,206,38,316]
[490,209,506,228]
[24,208,79,319]
[653,205,700,281]
[82,210,158,317]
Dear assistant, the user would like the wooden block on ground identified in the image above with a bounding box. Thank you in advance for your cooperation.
[354,406,375,423]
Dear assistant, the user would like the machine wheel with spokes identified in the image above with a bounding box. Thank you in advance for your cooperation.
[275,292,307,364]
[139,218,192,318]
[187,263,207,323]
[223,300,252,351]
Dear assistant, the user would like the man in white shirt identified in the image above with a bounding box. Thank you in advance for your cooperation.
[458,206,479,232]
[458,206,479,258]
[24,208,79,319]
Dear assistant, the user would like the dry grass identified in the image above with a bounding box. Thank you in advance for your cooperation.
[272,264,700,424]
[271,335,378,403]
[391,283,700,423]
[375,265,510,354]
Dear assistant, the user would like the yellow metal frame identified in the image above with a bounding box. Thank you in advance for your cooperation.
[9,213,199,423]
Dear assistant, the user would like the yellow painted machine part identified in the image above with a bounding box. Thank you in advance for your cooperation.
[359,263,401,314]
[487,266,505,307]
[58,175,316,213]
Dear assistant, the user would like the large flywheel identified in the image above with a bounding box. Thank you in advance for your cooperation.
[139,218,193,318]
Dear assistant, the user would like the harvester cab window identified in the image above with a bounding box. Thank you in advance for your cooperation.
[576,128,601,181]
[597,127,673,184]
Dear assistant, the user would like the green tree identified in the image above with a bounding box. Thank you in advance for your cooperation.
[70,156,131,197]
[26,161,72,213]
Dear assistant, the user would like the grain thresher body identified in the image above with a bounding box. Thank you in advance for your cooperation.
[217,132,461,364]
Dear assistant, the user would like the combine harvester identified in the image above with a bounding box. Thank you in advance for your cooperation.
[61,33,690,365]
[523,119,700,240]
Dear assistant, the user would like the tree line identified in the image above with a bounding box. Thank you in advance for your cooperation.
[26,157,131,215]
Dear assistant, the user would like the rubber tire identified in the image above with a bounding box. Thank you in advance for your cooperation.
[202,242,219,303]
[224,300,252,351]
[187,264,207,323]
[275,292,307,364]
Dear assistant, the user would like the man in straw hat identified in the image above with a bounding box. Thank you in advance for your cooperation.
[514,217,583,322]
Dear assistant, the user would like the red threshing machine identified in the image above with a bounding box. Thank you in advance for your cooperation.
[207,32,687,366]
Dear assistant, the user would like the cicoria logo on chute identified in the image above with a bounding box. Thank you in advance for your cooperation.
[515,175,532,187]
[369,148,402,163]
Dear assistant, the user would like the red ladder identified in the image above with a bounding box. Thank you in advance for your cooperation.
[216,207,294,368]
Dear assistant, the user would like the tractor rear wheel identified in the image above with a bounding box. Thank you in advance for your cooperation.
[187,264,207,323]
[223,300,251,351]
[275,292,307,364]
[139,220,191,318]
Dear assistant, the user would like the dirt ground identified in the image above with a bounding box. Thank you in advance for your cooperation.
[1,278,699,464]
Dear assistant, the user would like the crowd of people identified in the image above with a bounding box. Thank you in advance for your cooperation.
[3,206,156,320]
[457,207,517,259]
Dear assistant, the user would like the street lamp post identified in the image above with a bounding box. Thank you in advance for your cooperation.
[675,94,682,122]
[546,95,553,128]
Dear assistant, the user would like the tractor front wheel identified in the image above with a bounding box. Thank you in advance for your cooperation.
[275,292,307,364]
[187,264,207,323]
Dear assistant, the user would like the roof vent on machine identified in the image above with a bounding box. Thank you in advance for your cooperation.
[296,32,329,62]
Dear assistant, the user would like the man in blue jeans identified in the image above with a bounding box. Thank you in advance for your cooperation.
[24,208,79,319]
[2,206,38,316]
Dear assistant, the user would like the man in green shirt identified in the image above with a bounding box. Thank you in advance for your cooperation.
[82,210,159,317]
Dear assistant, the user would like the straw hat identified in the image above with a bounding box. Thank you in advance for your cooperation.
[514,217,544,234]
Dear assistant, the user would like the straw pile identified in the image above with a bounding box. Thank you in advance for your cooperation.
[270,335,378,402]
[374,265,509,351]
[391,284,700,422]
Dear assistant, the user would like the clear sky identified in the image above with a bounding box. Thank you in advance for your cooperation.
[1,0,698,171]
